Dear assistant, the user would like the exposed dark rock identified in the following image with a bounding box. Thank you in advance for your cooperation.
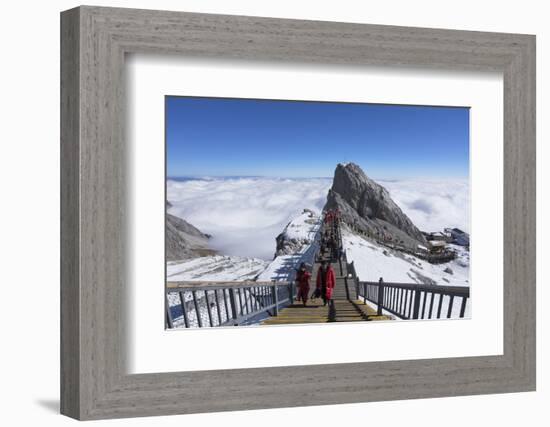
[166,212,215,261]
[444,267,454,275]
[324,163,427,248]
[275,235,307,256]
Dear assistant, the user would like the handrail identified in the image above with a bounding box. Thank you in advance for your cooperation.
[167,281,291,291]
[166,281,296,329]
[356,279,469,320]
[359,281,469,297]
[345,245,469,321]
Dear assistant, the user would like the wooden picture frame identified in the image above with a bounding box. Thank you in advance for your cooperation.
[60,6,536,420]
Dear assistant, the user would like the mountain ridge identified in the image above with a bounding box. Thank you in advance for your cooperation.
[324,163,427,248]
[166,202,216,261]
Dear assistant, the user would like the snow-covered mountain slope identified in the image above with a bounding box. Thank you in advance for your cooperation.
[166,212,214,261]
[167,255,268,282]
[342,229,469,287]
[343,229,470,319]
[257,211,322,282]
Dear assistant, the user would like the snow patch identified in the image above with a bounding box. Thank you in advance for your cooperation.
[258,212,322,282]
[343,230,469,286]
[342,229,470,318]
[167,255,268,282]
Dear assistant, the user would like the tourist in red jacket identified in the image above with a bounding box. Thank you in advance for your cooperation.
[324,210,333,224]
[316,261,335,306]
[295,263,312,306]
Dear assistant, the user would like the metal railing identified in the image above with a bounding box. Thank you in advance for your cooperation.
[355,279,470,320]
[166,281,295,329]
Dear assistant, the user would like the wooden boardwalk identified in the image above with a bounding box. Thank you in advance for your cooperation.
[166,215,469,329]
[262,234,391,325]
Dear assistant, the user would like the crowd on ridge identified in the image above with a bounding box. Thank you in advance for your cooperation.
[294,209,342,308]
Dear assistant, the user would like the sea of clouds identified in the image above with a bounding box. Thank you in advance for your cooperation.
[167,178,330,260]
[167,177,469,260]
[379,178,470,234]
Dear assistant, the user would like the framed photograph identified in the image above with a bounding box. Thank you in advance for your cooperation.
[61,6,536,420]
[164,97,471,329]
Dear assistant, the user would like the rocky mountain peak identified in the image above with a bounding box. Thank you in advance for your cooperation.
[166,201,216,261]
[325,163,426,248]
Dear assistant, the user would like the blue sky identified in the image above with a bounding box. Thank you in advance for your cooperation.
[166,96,469,179]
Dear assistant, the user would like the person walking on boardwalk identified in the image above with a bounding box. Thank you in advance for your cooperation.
[337,245,344,262]
[316,260,335,306]
[324,209,333,225]
[296,262,312,306]
[319,234,327,260]
[330,238,339,261]
[334,208,341,222]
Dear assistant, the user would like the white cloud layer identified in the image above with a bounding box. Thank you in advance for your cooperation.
[167,177,469,260]
[380,178,470,234]
[167,178,331,260]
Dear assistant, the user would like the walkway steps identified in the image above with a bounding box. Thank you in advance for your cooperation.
[350,300,393,321]
[262,303,329,325]
[261,299,390,325]
[261,219,393,326]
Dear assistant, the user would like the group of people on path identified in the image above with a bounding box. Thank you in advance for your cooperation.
[320,209,343,262]
[323,208,341,225]
[295,260,335,307]
[294,210,340,307]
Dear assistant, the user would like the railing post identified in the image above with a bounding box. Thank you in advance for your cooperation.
[273,285,279,316]
[344,277,350,300]
[377,277,384,316]
[204,290,214,327]
[192,290,203,328]
[222,289,230,322]
[289,282,295,304]
[214,289,222,325]
[228,288,238,324]
[460,296,468,318]
[412,289,421,319]
[446,295,454,319]
[166,295,174,329]
[179,291,189,328]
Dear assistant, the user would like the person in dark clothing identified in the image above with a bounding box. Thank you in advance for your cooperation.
[330,239,338,261]
[295,262,312,306]
[319,235,327,259]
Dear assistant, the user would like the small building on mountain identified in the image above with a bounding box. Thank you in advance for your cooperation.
[434,231,451,242]
[428,240,447,254]
[422,230,452,243]
[445,228,470,246]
